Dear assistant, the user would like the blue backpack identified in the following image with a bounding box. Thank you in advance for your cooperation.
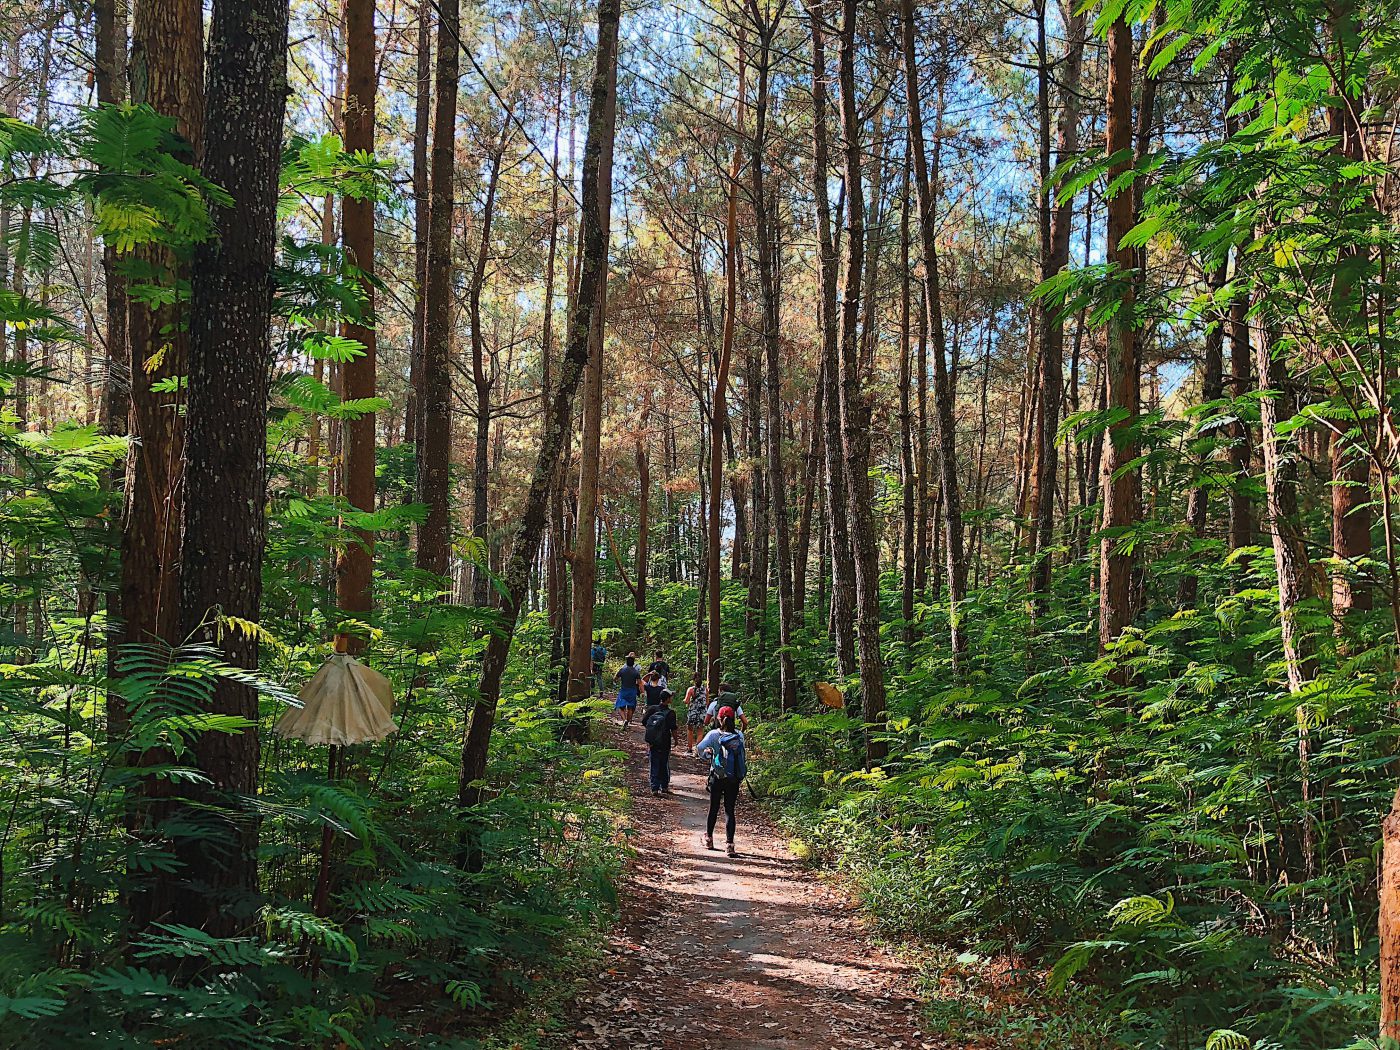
[709,732,743,782]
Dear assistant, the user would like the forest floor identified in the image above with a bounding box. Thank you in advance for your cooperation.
[557,722,940,1050]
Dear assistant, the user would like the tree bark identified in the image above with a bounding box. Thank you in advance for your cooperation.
[1381,782,1400,1045]
[707,39,745,695]
[1030,1,1085,599]
[743,319,768,640]
[805,0,854,677]
[1227,283,1253,552]
[458,0,620,859]
[95,0,129,449]
[1326,30,1372,629]
[406,0,431,445]
[898,148,916,659]
[901,0,967,665]
[566,300,605,701]
[122,0,204,937]
[336,0,377,646]
[793,355,822,620]
[635,397,651,614]
[1254,317,1316,692]
[120,0,204,650]
[835,0,886,764]
[172,0,288,935]
[1178,262,1226,609]
[95,0,131,741]
[914,245,930,596]
[469,137,508,604]
[416,0,459,576]
[1097,11,1140,671]
[748,0,796,710]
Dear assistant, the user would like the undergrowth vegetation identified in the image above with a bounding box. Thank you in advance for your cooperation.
[752,543,1393,1050]
[0,424,627,1050]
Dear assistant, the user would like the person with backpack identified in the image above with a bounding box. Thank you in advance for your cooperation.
[646,649,671,685]
[613,653,642,729]
[589,637,608,694]
[643,670,666,708]
[641,689,678,795]
[695,706,748,856]
[682,673,708,751]
[704,683,748,730]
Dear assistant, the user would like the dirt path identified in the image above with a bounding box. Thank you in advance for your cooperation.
[562,724,939,1050]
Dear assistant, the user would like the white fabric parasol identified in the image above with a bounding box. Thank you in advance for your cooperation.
[276,653,398,746]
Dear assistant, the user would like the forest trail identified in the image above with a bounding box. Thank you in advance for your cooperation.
[562,724,939,1050]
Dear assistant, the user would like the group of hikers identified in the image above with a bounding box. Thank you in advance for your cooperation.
[588,642,750,857]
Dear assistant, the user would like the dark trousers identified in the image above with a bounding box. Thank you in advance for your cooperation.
[706,777,741,842]
[648,744,671,791]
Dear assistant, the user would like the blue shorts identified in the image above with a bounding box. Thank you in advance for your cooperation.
[614,689,638,709]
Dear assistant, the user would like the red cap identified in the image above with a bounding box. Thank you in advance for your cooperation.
[717,706,735,721]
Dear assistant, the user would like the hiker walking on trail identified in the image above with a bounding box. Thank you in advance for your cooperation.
[613,653,642,728]
[642,689,678,795]
[705,683,748,730]
[647,649,671,689]
[590,637,608,694]
[682,673,707,750]
[696,707,748,857]
[643,670,665,707]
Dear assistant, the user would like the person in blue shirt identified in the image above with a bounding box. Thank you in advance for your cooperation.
[589,638,608,694]
[695,707,747,857]
[612,653,642,729]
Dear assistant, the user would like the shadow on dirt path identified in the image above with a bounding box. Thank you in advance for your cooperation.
[562,722,941,1050]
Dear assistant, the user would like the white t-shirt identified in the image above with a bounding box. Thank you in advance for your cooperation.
[705,699,744,720]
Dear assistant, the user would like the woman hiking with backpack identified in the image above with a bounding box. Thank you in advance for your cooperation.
[682,673,707,751]
[695,707,747,857]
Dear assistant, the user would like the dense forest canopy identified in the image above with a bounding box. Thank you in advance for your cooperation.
[3,0,1400,1045]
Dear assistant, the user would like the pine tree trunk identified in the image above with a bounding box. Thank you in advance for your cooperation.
[416,0,459,576]
[459,0,620,856]
[1097,11,1140,673]
[1381,782,1400,1045]
[901,0,967,665]
[173,0,288,935]
[750,11,796,710]
[707,42,745,695]
[120,0,204,651]
[566,304,605,700]
[469,142,507,605]
[914,271,930,596]
[95,0,129,448]
[1030,1,1085,599]
[406,0,430,445]
[1178,262,1226,609]
[792,359,823,620]
[635,400,650,614]
[95,0,131,740]
[898,154,916,659]
[835,0,886,763]
[1255,317,1316,692]
[744,337,768,640]
[336,0,377,646]
[1327,37,1372,630]
[122,0,205,936]
[805,0,854,678]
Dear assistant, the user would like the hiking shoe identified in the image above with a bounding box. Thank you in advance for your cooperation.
[726,841,737,857]
[704,834,715,851]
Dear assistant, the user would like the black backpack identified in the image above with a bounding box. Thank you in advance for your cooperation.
[643,707,670,746]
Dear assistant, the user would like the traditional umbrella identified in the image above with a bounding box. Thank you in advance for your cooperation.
[276,639,398,745]
[814,681,845,710]
[276,636,397,913]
